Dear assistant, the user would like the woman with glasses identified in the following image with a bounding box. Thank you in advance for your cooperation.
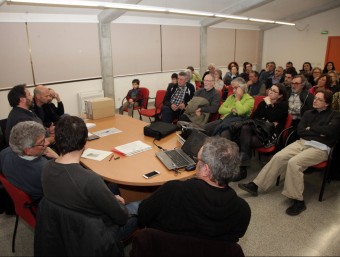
[232,83,288,181]
[309,67,322,87]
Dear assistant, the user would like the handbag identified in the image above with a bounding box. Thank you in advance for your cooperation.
[251,119,277,148]
[144,122,178,140]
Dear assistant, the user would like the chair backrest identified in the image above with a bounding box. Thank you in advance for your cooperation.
[34,198,123,256]
[250,95,266,118]
[253,95,266,111]
[0,173,36,228]
[155,90,167,111]
[195,81,201,90]
[130,228,245,257]
[0,119,8,151]
[282,113,293,141]
[139,87,150,109]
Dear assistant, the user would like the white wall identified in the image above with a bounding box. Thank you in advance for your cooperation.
[0,67,230,120]
[262,7,340,70]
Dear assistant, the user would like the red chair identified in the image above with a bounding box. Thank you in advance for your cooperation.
[275,141,336,202]
[121,87,150,119]
[304,142,336,202]
[138,90,166,122]
[0,173,37,253]
[195,81,202,90]
[256,114,293,161]
[251,95,266,118]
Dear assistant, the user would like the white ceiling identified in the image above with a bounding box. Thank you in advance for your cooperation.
[1,0,340,30]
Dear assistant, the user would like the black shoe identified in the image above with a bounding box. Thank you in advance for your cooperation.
[238,182,258,196]
[232,166,247,182]
[286,200,306,216]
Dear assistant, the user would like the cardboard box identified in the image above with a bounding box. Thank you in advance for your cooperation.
[85,97,115,120]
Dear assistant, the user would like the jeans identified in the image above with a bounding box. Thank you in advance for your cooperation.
[160,105,181,123]
[119,201,141,241]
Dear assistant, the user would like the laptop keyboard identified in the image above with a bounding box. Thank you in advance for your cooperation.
[166,150,192,167]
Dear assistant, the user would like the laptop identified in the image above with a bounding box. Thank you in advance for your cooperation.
[156,130,208,170]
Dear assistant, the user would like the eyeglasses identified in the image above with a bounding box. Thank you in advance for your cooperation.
[291,82,302,85]
[203,80,214,82]
[269,88,279,93]
[232,86,239,90]
[193,156,203,163]
[32,137,46,148]
[313,71,321,74]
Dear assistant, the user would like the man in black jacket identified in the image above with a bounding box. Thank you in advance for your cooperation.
[138,137,251,242]
[160,71,195,123]
[239,90,340,216]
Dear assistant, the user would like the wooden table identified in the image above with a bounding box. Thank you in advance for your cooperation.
[81,115,195,201]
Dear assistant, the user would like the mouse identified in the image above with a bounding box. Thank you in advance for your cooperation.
[185,164,196,171]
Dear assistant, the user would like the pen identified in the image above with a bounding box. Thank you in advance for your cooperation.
[109,154,114,161]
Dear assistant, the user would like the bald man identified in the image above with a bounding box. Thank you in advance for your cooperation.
[33,85,64,127]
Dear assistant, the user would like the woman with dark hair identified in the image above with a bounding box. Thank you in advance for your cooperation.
[328,71,340,93]
[299,62,313,82]
[223,64,239,85]
[323,61,336,74]
[309,74,331,95]
[233,83,288,181]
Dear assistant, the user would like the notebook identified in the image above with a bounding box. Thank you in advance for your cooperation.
[156,130,208,170]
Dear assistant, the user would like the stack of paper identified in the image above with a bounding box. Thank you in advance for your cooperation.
[112,140,152,156]
[81,148,112,161]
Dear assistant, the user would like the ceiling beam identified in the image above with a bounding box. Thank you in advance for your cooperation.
[200,0,274,27]
[259,0,340,30]
[98,0,142,23]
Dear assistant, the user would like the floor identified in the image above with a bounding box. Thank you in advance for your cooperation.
[1,113,340,256]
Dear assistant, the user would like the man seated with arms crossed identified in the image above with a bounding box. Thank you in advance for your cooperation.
[42,116,139,242]
[5,84,55,145]
[239,90,340,216]
[0,121,58,203]
[138,137,251,242]
[160,71,195,123]
[179,74,221,126]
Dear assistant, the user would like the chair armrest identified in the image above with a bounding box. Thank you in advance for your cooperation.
[276,126,293,148]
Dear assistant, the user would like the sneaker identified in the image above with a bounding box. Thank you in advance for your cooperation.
[232,166,247,182]
[286,200,306,216]
[238,182,258,196]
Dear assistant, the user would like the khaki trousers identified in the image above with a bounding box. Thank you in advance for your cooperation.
[253,139,328,201]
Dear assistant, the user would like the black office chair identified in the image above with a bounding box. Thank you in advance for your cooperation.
[130,228,245,257]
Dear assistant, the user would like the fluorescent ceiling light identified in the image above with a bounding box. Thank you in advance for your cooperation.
[249,18,275,23]
[214,14,248,21]
[168,8,214,17]
[7,0,296,26]
[275,21,295,26]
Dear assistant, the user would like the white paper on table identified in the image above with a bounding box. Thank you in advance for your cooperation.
[85,123,96,129]
[113,140,152,156]
[93,128,122,137]
[81,148,112,161]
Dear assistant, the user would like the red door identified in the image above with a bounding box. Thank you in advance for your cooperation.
[325,36,340,70]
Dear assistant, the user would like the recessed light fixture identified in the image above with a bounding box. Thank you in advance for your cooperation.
[7,0,295,26]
